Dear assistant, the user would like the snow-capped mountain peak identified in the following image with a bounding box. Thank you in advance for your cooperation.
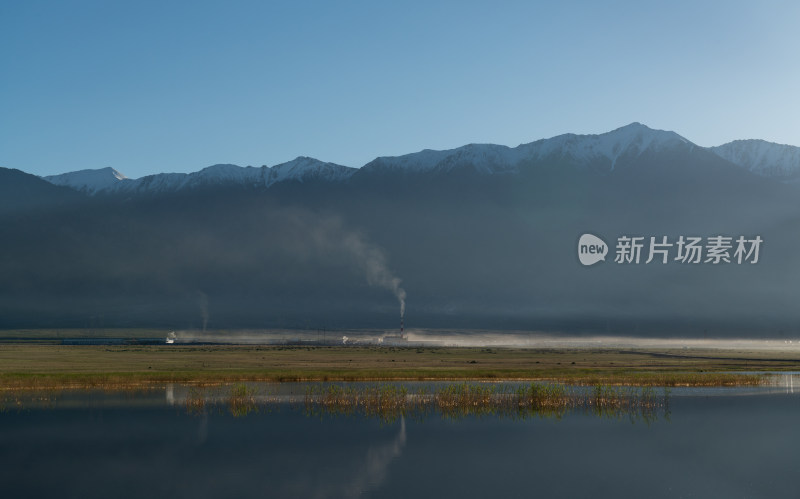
[361,122,693,175]
[710,139,800,182]
[43,167,129,194]
[268,157,356,184]
[527,122,690,169]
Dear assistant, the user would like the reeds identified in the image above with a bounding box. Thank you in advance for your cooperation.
[0,381,673,421]
[182,384,260,417]
[304,384,411,420]
[0,369,767,392]
[184,387,207,415]
[302,382,669,422]
[227,383,258,417]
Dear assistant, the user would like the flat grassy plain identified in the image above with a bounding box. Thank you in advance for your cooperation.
[2,338,799,389]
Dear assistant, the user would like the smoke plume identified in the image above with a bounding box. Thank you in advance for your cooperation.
[341,231,406,318]
[304,214,407,318]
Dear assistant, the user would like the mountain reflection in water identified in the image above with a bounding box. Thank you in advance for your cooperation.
[2,380,800,498]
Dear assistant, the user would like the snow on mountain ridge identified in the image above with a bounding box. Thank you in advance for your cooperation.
[47,123,778,195]
[43,158,357,195]
[44,167,129,194]
[432,143,524,174]
[129,158,356,193]
[710,140,800,181]
[530,122,690,169]
[268,156,355,184]
[362,122,691,175]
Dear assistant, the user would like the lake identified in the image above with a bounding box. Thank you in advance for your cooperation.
[2,377,799,498]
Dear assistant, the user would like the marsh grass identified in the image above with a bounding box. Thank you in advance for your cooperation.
[302,382,669,422]
[0,380,676,422]
[552,371,764,387]
[181,384,261,417]
[184,387,207,415]
[228,383,258,417]
[0,370,766,393]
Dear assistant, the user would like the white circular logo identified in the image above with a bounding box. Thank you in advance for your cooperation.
[578,234,608,266]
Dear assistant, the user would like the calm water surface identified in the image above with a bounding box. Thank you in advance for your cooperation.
[2,378,800,498]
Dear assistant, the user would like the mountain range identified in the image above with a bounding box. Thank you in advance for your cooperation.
[3,123,800,336]
[38,123,800,195]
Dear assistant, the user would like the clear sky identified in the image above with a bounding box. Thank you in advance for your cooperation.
[1,0,799,178]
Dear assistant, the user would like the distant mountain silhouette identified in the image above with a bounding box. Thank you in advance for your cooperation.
[0,167,85,214]
[4,124,800,336]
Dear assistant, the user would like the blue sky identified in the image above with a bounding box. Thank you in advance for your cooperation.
[1,0,799,178]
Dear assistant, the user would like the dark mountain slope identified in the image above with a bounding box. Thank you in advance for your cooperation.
[0,167,85,215]
[4,126,800,335]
